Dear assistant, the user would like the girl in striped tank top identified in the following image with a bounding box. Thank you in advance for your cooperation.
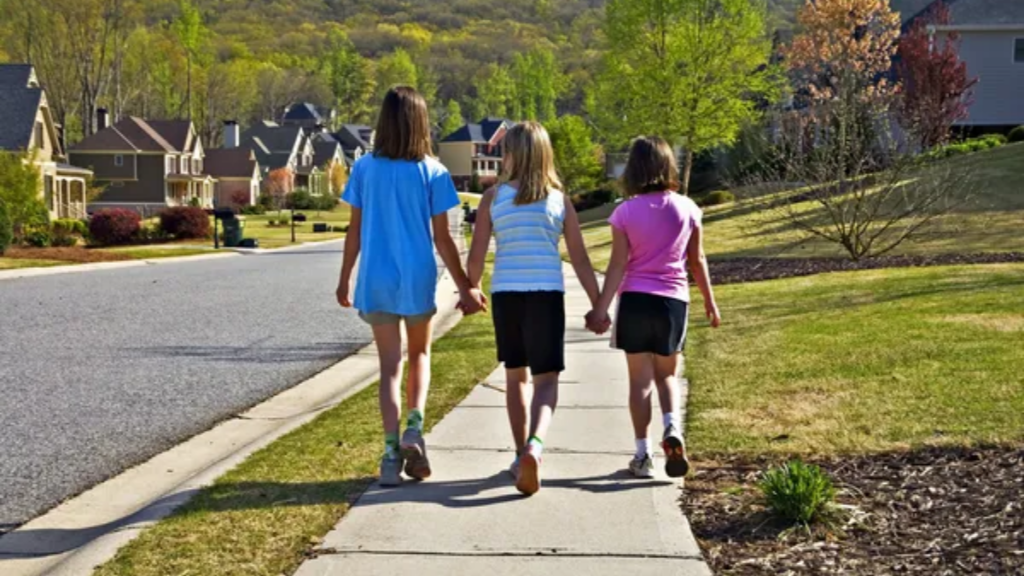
[466,121,602,496]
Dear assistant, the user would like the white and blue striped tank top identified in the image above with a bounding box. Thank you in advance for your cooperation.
[490,184,566,293]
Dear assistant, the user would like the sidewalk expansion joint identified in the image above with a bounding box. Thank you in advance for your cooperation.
[428,445,634,456]
[309,548,705,561]
[457,405,628,410]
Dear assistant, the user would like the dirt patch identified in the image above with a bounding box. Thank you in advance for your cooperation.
[4,246,131,263]
[710,253,1024,285]
[684,447,1024,575]
[940,314,1024,333]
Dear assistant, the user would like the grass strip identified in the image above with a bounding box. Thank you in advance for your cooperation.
[95,274,496,576]
[0,257,66,270]
[684,263,1024,456]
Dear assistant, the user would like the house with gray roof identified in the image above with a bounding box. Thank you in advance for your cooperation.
[281,102,336,132]
[0,64,93,219]
[333,124,374,164]
[895,0,1024,128]
[236,121,324,195]
[438,117,513,191]
[69,113,214,215]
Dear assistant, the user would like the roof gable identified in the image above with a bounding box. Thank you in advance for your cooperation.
[900,0,1024,27]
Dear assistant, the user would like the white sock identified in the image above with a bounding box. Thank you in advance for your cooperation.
[663,412,681,432]
[527,437,544,458]
[635,438,651,458]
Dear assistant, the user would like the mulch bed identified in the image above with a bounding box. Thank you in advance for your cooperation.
[710,253,1024,285]
[684,447,1024,575]
[4,246,132,263]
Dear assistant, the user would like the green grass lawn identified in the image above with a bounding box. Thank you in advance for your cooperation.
[459,192,483,209]
[94,274,497,576]
[239,206,351,249]
[685,263,1024,456]
[0,257,66,270]
[101,246,216,259]
[575,143,1024,269]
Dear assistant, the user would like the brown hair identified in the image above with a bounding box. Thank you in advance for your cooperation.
[503,121,563,205]
[622,136,680,197]
[373,86,433,161]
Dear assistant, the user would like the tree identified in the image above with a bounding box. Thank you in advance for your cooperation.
[441,99,464,139]
[895,1,977,149]
[171,0,206,120]
[548,115,604,194]
[748,0,970,262]
[324,30,376,124]
[596,0,778,194]
[473,64,514,119]
[329,163,348,196]
[265,168,294,217]
[510,48,563,121]
[0,152,47,236]
[376,48,418,101]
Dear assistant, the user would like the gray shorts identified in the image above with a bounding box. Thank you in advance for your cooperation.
[358,309,436,327]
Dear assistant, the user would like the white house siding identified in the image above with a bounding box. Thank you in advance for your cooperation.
[941,29,1024,126]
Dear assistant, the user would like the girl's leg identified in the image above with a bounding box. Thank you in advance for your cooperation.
[517,371,558,495]
[626,353,656,477]
[372,322,404,475]
[653,353,689,478]
[505,367,531,455]
[401,318,434,480]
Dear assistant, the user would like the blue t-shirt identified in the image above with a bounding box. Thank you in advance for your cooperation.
[341,154,460,315]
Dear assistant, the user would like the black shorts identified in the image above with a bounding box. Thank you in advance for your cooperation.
[491,291,565,374]
[613,292,689,356]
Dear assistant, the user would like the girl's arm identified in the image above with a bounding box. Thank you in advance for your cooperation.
[686,223,721,328]
[336,207,362,307]
[593,226,629,321]
[562,196,601,308]
[433,211,487,314]
[466,188,495,289]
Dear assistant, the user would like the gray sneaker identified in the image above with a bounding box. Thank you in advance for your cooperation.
[400,428,432,480]
[508,456,521,479]
[628,454,655,478]
[380,454,403,487]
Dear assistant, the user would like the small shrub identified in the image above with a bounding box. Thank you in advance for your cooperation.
[229,190,252,208]
[257,192,274,211]
[316,194,339,211]
[240,205,266,216]
[982,133,1007,146]
[188,196,201,208]
[0,202,12,255]
[697,190,736,207]
[159,206,210,239]
[1008,126,1024,143]
[759,460,837,526]
[288,189,316,210]
[51,218,86,247]
[135,222,172,244]
[89,209,141,246]
[572,188,619,212]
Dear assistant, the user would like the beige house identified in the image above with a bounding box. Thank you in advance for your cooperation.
[438,118,512,191]
[205,148,261,207]
[0,64,92,219]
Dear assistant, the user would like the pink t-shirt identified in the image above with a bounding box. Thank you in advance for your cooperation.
[607,191,702,302]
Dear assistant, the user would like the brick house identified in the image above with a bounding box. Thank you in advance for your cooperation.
[438,118,513,191]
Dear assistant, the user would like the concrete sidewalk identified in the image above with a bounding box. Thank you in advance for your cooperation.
[294,269,711,576]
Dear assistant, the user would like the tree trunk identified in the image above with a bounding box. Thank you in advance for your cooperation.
[681,148,694,196]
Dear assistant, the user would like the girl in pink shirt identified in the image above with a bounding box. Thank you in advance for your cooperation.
[587,136,721,479]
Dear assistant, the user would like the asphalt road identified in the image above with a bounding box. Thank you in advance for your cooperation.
[0,241,375,533]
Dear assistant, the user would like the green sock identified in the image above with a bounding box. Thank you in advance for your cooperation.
[384,432,400,458]
[527,435,544,456]
[406,408,424,432]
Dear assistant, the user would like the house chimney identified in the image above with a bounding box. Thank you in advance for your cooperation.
[224,120,239,149]
[97,108,109,132]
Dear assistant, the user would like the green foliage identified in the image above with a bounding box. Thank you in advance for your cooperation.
[0,151,48,233]
[0,201,11,255]
[51,218,87,247]
[595,0,779,193]
[472,64,515,119]
[926,134,1006,160]
[288,189,316,210]
[548,115,604,194]
[1008,126,1024,143]
[510,48,564,121]
[759,460,837,526]
[469,173,482,194]
[325,30,376,124]
[697,190,736,207]
[24,227,52,248]
[441,99,464,139]
[376,48,418,101]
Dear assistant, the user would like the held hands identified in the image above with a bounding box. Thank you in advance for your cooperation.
[456,287,488,316]
[585,309,612,335]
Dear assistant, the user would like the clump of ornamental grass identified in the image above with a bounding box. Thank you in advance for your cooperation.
[759,460,838,528]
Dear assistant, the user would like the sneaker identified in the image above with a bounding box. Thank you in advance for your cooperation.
[662,426,690,478]
[379,454,403,487]
[516,446,541,496]
[508,455,521,479]
[628,454,655,478]
[400,428,432,480]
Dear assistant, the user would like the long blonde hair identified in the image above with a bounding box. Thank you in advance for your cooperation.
[503,121,563,205]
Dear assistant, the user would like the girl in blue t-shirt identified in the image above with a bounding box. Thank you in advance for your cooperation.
[337,86,486,487]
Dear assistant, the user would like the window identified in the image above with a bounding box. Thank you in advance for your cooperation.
[111,181,124,188]
[114,154,124,167]
[180,156,188,173]
[34,122,45,149]
[167,156,174,174]
[1016,38,1024,63]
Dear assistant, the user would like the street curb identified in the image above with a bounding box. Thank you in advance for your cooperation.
[0,239,346,282]
[0,270,464,576]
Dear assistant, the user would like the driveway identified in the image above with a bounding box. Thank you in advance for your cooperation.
[0,241,374,533]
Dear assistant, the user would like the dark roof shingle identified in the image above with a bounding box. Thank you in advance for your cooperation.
[899,0,1024,26]
[205,148,258,179]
